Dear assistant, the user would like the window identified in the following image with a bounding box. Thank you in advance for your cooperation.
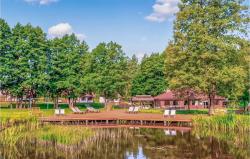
[192,100,195,105]
[165,101,170,105]
[173,101,178,106]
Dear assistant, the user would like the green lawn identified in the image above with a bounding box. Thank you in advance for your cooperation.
[0,102,105,118]
[0,102,104,109]
[138,109,208,114]
[0,109,33,120]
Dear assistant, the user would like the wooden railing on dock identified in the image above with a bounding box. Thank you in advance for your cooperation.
[40,117,192,127]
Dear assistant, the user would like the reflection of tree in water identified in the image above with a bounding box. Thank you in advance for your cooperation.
[192,128,250,159]
[0,128,249,159]
[0,128,139,159]
[138,128,249,159]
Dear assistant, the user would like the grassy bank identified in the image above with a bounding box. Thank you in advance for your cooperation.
[36,125,93,145]
[0,109,37,126]
[0,108,70,119]
[0,102,104,117]
[138,109,208,114]
[192,114,250,132]
[0,102,104,109]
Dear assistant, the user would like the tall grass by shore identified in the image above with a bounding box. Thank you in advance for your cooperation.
[0,109,38,128]
[37,125,93,145]
[192,114,250,132]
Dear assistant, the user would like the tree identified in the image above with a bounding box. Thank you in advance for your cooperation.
[1,22,48,108]
[86,42,128,102]
[0,19,13,99]
[124,54,138,99]
[131,53,167,96]
[48,34,88,108]
[165,0,249,114]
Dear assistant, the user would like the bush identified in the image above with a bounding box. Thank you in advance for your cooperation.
[176,109,208,115]
[37,102,104,109]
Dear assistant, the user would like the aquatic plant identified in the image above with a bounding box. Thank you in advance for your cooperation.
[0,120,39,146]
[36,125,93,145]
[192,124,250,159]
[192,114,250,132]
[0,109,38,129]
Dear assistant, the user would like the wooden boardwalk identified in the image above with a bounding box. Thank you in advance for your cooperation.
[40,110,193,127]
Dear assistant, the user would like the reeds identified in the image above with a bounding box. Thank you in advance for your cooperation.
[192,114,250,132]
[36,125,93,145]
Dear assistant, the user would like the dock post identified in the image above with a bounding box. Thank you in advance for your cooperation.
[140,120,143,125]
[86,120,88,125]
[106,120,108,125]
[164,121,166,126]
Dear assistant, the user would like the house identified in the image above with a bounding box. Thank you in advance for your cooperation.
[131,95,155,107]
[0,92,15,102]
[0,92,5,102]
[77,94,94,103]
[154,90,226,109]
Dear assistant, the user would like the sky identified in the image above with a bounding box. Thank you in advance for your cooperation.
[0,0,179,58]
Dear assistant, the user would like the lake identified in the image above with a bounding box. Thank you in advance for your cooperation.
[0,127,249,159]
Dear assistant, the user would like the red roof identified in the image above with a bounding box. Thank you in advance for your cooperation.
[132,95,154,102]
[154,90,178,100]
[154,90,225,101]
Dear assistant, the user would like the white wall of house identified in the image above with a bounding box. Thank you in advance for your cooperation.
[99,97,106,103]
[78,97,93,103]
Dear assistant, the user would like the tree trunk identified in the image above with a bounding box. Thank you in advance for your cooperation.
[73,98,77,106]
[68,98,74,108]
[16,100,19,109]
[16,97,23,109]
[31,91,36,108]
[54,96,59,108]
[188,99,191,110]
[29,96,32,109]
[208,93,215,115]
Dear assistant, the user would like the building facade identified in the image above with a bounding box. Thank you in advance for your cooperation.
[154,90,226,109]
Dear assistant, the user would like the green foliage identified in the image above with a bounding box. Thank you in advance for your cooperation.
[48,34,89,107]
[138,109,208,114]
[192,124,250,159]
[139,109,163,114]
[132,53,167,96]
[192,114,250,131]
[165,0,249,114]
[0,19,12,93]
[176,109,208,115]
[0,109,37,124]
[0,21,48,100]
[81,42,129,99]
[239,89,249,107]
[37,125,93,145]
[123,54,138,99]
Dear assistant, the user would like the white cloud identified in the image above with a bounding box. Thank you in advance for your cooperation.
[48,23,86,41]
[76,33,87,41]
[24,0,58,5]
[136,53,146,62]
[145,0,179,22]
[48,23,73,38]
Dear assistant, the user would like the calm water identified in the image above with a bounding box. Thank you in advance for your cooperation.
[0,127,249,159]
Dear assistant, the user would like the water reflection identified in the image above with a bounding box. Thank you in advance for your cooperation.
[0,127,249,159]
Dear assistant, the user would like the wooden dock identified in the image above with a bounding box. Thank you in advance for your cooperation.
[40,110,193,127]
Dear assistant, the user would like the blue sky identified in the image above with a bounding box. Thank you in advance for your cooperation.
[1,0,178,58]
